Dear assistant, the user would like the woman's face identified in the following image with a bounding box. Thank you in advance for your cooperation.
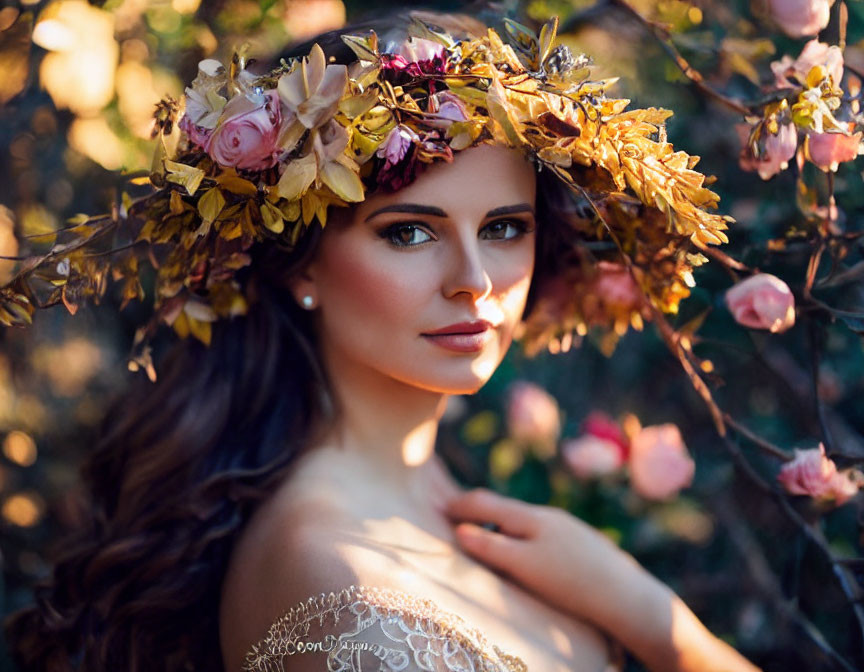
[294,143,537,395]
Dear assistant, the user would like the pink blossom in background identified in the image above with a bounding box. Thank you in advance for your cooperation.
[582,410,629,459]
[207,91,282,171]
[563,435,625,479]
[506,381,561,447]
[737,122,798,180]
[629,424,695,501]
[767,0,831,38]
[806,125,862,171]
[725,273,796,333]
[777,443,861,506]
[771,39,843,88]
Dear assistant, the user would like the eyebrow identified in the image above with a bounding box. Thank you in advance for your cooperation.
[363,202,535,222]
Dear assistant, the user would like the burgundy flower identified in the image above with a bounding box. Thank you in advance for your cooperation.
[380,37,446,83]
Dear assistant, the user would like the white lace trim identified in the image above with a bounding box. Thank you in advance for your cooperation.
[241,584,529,672]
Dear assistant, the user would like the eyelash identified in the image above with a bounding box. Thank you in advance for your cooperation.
[378,219,534,248]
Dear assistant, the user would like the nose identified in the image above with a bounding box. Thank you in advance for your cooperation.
[441,233,493,302]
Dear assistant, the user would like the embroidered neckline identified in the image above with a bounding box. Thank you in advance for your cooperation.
[242,583,529,671]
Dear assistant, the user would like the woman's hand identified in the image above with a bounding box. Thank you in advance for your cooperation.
[444,487,762,672]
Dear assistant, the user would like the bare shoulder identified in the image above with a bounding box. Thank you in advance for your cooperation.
[218,451,400,672]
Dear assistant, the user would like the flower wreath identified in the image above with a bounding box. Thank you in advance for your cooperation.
[0,15,732,376]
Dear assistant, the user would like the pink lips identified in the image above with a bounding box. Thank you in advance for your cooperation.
[422,320,495,353]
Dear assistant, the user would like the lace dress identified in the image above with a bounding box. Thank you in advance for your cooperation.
[241,584,626,671]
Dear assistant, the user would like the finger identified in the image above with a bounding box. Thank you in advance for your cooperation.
[444,488,538,538]
[453,522,525,576]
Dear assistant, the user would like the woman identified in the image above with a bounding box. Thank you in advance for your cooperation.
[4,8,755,672]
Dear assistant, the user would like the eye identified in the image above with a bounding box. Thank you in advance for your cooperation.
[480,219,533,241]
[378,223,437,247]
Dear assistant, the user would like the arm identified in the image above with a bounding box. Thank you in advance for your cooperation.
[445,488,761,672]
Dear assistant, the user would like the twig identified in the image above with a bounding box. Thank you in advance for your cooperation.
[605,0,752,116]
[722,414,792,461]
[713,492,859,672]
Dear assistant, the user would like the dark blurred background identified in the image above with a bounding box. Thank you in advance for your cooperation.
[1,0,864,670]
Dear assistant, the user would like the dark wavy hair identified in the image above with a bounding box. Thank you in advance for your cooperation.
[3,10,580,671]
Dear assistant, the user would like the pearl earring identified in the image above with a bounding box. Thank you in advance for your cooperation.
[301,295,315,309]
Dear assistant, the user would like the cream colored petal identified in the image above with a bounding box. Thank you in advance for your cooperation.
[320,161,364,202]
[276,153,318,201]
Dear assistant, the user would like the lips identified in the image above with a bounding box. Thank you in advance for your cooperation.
[422,320,493,336]
[421,320,496,353]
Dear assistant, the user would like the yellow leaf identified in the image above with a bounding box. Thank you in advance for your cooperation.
[276,153,317,201]
[215,170,258,196]
[320,161,364,202]
[187,315,212,345]
[261,200,285,233]
[164,160,205,196]
[197,188,225,224]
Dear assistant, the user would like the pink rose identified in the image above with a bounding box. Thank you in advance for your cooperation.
[737,122,798,180]
[806,124,862,172]
[506,381,561,448]
[179,114,212,149]
[767,0,831,38]
[563,435,625,480]
[778,443,861,506]
[629,424,695,501]
[771,40,843,89]
[725,273,795,333]
[206,91,282,171]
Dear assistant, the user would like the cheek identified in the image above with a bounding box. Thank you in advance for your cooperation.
[316,239,431,340]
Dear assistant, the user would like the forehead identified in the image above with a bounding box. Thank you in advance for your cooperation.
[351,143,537,221]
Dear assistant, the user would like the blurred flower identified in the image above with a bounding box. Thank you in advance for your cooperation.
[207,91,282,170]
[806,123,862,171]
[34,0,118,116]
[580,261,648,335]
[771,40,843,88]
[505,381,561,457]
[563,435,624,479]
[767,0,831,38]
[283,0,346,41]
[629,424,695,501]
[725,273,795,333]
[583,410,629,457]
[777,443,861,506]
[737,122,798,180]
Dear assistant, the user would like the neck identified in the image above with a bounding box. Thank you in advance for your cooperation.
[311,340,450,498]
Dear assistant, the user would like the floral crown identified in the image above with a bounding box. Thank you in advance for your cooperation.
[0,15,732,377]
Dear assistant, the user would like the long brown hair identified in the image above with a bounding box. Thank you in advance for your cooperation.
[3,13,579,671]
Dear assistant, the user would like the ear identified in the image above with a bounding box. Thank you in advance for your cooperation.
[287,259,319,309]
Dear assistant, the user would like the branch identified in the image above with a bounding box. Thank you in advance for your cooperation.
[605,0,752,116]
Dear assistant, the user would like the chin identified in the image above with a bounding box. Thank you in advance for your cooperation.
[396,352,503,395]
